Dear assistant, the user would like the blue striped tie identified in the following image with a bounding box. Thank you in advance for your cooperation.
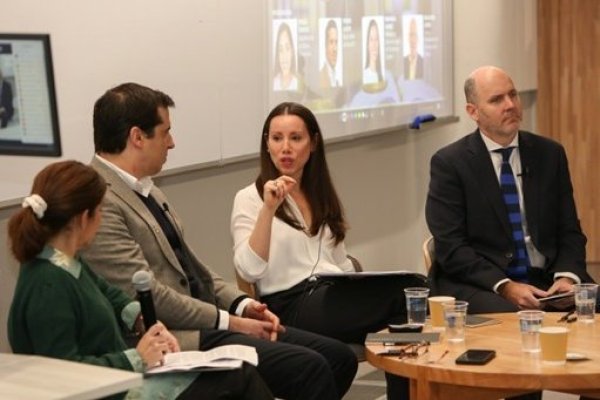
[495,147,530,282]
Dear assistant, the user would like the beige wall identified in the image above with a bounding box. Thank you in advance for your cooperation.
[0,0,537,353]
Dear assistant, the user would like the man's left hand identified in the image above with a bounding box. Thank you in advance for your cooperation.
[243,300,285,341]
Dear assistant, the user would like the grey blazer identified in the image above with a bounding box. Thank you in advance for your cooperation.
[82,157,244,350]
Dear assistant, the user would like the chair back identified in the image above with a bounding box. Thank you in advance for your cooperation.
[235,270,257,299]
[346,254,363,272]
[423,236,435,272]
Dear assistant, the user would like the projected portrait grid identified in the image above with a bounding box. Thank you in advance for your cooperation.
[267,0,452,139]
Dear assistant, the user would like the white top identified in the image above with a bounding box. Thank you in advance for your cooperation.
[231,184,354,296]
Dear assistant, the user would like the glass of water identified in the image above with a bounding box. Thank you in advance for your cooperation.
[574,283,598,323]
[442,300,468,342]
[517,310,544,352]
[404,287,429,325]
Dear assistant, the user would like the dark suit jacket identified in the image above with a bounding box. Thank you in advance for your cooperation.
[425,129,590,300]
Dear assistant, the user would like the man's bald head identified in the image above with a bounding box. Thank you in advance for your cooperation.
[464,65,512,104]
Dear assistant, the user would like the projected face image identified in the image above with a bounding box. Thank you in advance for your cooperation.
[273,22,298,91]
[326,25,338,68]
[278,31,293,75]
[367,23,380,70]
[363,19,383,85]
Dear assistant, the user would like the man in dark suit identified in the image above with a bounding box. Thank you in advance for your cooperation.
[426,65,593,314]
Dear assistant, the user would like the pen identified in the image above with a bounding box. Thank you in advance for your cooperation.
[427,349,449,364]
[557,310,575,323]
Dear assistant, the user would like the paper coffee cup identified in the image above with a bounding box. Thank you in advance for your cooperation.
[428,296,455,329]
[539,326,568,365]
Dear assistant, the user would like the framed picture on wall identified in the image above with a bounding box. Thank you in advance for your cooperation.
[0,33,61,157]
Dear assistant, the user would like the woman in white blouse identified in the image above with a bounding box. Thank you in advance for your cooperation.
[230,102,419,345]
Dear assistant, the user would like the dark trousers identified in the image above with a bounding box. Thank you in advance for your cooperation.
[262,276,419,343]
[177,363,273,400]
[262,275,423,399]
[200,327,357,400]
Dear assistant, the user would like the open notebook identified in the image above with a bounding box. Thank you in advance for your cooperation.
[146,345,257,374]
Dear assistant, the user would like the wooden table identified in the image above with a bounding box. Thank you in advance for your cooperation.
[366,313,600,399]
[0,353,142,400]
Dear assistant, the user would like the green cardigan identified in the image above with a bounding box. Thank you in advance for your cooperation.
[9,252,135,368]
[8,247,196,399]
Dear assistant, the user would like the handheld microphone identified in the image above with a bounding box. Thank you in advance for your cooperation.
[132,270,157,330]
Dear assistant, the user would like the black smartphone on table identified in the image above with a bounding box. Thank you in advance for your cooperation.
[455,349,496,365]
[388,323,423,333]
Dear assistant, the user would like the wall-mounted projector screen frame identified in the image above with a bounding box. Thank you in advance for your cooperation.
[266,0,454,142]
[0,33,61,157]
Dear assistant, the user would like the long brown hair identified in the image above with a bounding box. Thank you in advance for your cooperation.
[256,102,347,244]
[8,160,107,263]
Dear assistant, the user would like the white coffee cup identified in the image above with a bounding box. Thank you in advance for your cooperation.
[428,296,455,329]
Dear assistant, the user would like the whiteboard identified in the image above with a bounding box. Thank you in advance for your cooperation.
[0,0,454,202]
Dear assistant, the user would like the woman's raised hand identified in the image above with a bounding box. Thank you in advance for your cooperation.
[263,176,296,211]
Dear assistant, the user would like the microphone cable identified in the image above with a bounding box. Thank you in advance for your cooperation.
[290,224,326,326]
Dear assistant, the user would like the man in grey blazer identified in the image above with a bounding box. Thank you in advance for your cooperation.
[82,82,357,400]
[426,66,594,314]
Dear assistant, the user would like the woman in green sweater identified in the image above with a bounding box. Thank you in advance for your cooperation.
[7,160,272,400]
